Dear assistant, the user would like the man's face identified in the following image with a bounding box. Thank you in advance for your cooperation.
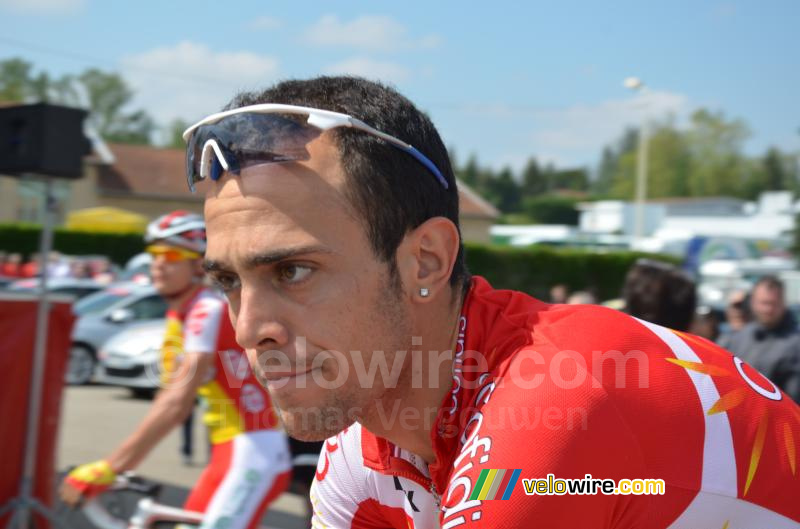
[150,245,201,297]
[750,284,786,329]
[203,134,413,441]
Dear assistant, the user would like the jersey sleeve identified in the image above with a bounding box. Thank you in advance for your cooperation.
[311,427,377,529]
[311,426,418,529]
[439,348,649,529]
[182,293,225,354]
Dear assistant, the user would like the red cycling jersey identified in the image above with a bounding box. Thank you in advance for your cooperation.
[164,287,289,529]
[162,287,279,443]
[311,276,800,528]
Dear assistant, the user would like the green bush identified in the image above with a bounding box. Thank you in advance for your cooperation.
[522,196,581,225]
[0,224,144,265]
[0,223,678,298]
[465,243,680,301]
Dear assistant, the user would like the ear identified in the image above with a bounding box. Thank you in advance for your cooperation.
[396,217,460,303]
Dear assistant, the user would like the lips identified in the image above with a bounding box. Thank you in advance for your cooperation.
[258,365,314,382]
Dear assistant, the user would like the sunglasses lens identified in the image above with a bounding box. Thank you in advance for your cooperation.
[210,155,224,182]
[146,246,196,262]
[186,147,200,191]
[186,114,320,187]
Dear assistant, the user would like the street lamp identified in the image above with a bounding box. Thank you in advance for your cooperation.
[624,77,649,242]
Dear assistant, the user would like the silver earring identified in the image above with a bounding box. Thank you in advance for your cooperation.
[420,288,430,298]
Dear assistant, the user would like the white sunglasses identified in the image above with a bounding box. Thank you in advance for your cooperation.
[182,103,448,192]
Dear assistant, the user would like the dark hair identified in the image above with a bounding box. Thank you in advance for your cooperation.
[753,275,784,295]
[224,76,469,290]
[622,259,697,331]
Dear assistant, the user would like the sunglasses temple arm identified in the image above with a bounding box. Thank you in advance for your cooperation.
[349,119,448,190]
[405,146,449,189]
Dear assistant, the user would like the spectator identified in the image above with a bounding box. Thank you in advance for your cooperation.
[20,254,40,278]
[549,283,569,304]
[622,259,697,331]
[2,253,23,277]
[48,251,72,278]
[690,305,722,342]
[721,289,750,336]
[567,290,597,305]
[718,276,800,403]
[70,260,93,279]
[91,260,116,284]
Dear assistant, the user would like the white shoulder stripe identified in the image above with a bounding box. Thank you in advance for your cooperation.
[637,319,738,498]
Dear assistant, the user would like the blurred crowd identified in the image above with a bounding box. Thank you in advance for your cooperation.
[0,251,116,283]
[550,261,800,404]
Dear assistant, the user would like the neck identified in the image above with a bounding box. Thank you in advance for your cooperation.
[361,285,466,463]
[166,283,203,312]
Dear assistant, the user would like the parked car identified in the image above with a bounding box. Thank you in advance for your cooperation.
[8,277,105,300]
[67,282,167,385]
[95,319,166,397]
[119,252,152,283]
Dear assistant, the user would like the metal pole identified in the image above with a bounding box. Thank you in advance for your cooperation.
[634,120,649,240]
[14,177,55,529]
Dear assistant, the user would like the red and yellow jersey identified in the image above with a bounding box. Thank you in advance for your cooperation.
[311,276,800,528]
[162,287,278,444]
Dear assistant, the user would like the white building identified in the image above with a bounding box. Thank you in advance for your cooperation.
[577,200,665,236]
[577,191,798,242]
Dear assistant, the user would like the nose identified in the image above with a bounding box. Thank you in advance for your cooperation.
[233,286,290,351]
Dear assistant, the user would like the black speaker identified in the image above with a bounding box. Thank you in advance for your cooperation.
[0,103,92,179]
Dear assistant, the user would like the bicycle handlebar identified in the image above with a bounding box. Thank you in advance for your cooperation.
[113,472,161,497]
[81,473,202,529]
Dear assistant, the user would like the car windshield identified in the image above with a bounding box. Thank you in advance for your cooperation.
[73,288,131,316]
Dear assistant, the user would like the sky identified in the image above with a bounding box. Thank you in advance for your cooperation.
[0,0,798,174]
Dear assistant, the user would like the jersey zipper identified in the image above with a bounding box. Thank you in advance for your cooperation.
[430,481,441,510]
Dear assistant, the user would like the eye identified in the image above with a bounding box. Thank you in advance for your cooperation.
[210,273,241,293]
[277,263,312,285]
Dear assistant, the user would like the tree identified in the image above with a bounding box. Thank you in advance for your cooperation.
[76,68,153,144]
[458,154,481,189]
[793,212,800,259]
[762,147,788,191]
[593,146,617,196]
[522,196,580,225]
[521,157,546,197]
[484,167,520,213]
[485,166,521,213]
[166,118,192,149]
[550,168,589,192]
[598,127,639,199]
[645,121,692,198]
[0,57,154,144]
[0,58,35,102]
[609,150,637,199]
[598,109,758,200]
[685,109,750,197]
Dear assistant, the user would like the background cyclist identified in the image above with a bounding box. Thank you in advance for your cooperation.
[60,211,291,529]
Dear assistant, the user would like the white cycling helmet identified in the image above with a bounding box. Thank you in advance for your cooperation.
[145,210,206,254]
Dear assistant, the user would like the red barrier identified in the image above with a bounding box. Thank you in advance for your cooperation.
[0,293,74,529]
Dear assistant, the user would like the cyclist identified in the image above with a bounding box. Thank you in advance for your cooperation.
[187,77,800,527]
[61,211,291,529]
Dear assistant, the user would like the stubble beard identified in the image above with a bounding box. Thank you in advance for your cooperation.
[275,270,413,442]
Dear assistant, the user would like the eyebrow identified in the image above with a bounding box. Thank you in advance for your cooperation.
[203,245,334,273]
